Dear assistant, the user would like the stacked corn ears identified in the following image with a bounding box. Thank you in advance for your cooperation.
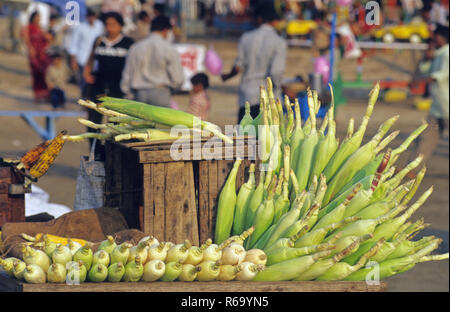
[64,97,233,144]
[215,77,448,281]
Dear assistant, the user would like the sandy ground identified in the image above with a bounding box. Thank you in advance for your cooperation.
[0,39,448,291]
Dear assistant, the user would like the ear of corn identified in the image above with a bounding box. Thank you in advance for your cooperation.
[215,160,242,244]
[29,130,67,179]
[232,164,256,236]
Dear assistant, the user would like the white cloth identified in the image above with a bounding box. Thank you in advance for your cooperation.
[68,20,104,66]
[25,185,72,219]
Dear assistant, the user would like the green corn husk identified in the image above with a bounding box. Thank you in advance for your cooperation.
[253,250,333,281]
[266,242,335,266]
[100,97,232,144]
[232,163,256,236]
[345,239,442,281]
[215,159,242,244]
[239,102,255,136]
[317,238,385,281]
[294,239,360,281]
[322,83,379,182]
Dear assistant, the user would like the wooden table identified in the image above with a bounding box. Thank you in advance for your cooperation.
[0,273,386,292]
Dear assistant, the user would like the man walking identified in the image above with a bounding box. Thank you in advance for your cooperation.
[408,23,449,178]
[121,15,184,107]
[221,2,287,122]
[68,9,104,98]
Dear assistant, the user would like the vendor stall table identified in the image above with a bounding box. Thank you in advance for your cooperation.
[104,136,258,246]
[0,272,386,292]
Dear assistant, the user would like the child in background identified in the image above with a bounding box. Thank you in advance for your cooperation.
[45,49,69,110]
[188,73,211,121]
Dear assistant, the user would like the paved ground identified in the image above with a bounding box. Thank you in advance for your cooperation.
[0,39,447,291]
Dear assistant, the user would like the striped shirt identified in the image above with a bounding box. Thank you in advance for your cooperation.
[188,90,211,121]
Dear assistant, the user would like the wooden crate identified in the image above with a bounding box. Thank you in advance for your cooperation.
[0,166,26,227]
[0,272,387,292]
[104,137,258,245]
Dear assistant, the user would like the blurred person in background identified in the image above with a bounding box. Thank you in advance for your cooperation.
[68,9,104,98]
[130,10,151,41]
[188,73,211,121]
[22,11,52,102]
[408,24,449,177]
[101,0,135,33]
[221,2,287,122]
[45,49,70,110]
[120,15,184,107]
[83,11,134,158]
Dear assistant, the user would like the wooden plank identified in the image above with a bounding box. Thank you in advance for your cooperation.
[142,164,153,235]
[9,195,25,223]
[164,162,187,244]
[183,161,199,245]
[0,273,386,292]
[198,161,210,243]
[152,163,166,241]
[138,145,255,164]
[0,183,8,194]
[0,167,12,179]
[208,161,218,240]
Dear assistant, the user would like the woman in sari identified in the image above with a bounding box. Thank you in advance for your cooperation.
[23,12,52,102]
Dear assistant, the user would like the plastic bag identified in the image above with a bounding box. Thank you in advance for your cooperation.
[73,139,105,211]
[205,45,223,76]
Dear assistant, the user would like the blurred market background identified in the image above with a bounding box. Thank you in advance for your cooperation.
[0,0,448,291]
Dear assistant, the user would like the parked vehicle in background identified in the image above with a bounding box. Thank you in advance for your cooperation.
[371,21,430,43]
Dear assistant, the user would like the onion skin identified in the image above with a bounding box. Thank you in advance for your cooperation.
[24,247,51,273]
[235,262,265,281]
[166,240,192,264]
[67,240,82,256]
[110,243,132,265]
[243,249,267,266]
[98,236,117,255]
[73,245,93,271]
[142,260,166,282]
[47,263,67,283]
[67,261,87,283]
[0,258,19,276]
[221,243,246,265]
[218,264,241,281]
[147,243,168,262]
[196,261,221,282]
[88,263,108,282]
[51,244,72,268]
[139,236,159,248]
[92,250,110,267]
[160,261,183,282]
[177,264,200,282]
[43,236,57,258]
[184,246,204,265]
[123,256,144,282]
[107,262,125,282]
[12,260,26,280]
[128,241,149,264]
[24,264,46,284]
[203,244,222,262]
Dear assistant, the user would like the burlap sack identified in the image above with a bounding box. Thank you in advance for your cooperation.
[0,208,136,258]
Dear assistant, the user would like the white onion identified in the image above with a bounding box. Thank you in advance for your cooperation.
[235,262,265,281]
[243,249,267,266]
[221,243,246,265]
[24,264,46,284]
[142,259,165,282]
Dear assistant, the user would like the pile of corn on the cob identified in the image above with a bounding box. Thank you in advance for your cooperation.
[213,78,448,281]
